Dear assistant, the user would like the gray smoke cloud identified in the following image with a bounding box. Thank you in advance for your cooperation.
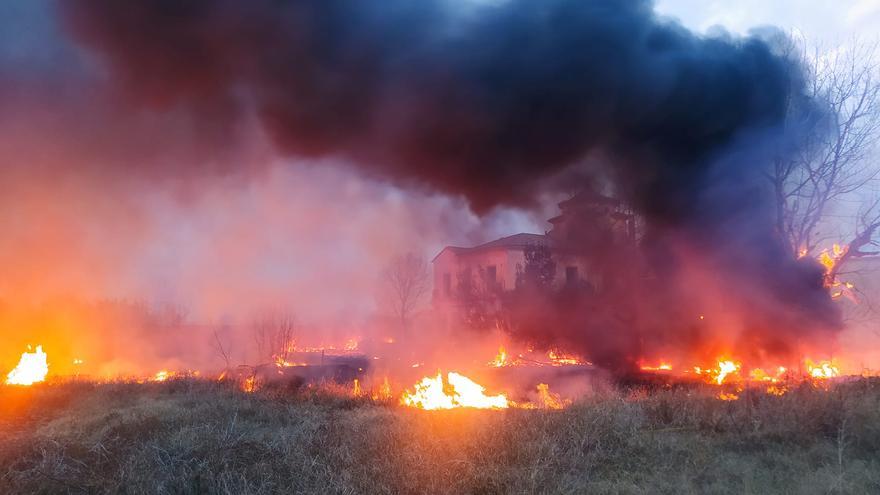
[0,0,844,373]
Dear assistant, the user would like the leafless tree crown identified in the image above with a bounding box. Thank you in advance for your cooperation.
[771,38,880,269]
[252,311,297,365]
[382,252,429,332]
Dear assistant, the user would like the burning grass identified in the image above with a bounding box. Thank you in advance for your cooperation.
[1,378,879,494]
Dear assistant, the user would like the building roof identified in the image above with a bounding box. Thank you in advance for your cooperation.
[558,190,621,210]
[432,233,549,262]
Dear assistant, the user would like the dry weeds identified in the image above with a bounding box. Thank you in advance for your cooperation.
[1,378,878,494]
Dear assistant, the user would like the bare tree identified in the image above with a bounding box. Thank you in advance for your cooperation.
[212,328,232,369]
[252,311,297,365]
[771,39,880,277]
[381,252,430,336]
[826,197,880,285]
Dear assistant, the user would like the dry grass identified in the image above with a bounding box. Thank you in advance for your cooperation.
[1,378,879,494]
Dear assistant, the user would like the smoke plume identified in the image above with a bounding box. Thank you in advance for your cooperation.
[2,0,843,372]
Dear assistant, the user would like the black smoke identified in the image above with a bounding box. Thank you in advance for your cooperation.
[56,0,841,370]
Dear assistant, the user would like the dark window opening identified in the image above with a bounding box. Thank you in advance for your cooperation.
[486,265,497,287]
[443,273,451,296]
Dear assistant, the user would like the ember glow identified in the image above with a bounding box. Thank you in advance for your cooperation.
[401,372,509,410]
[5,346,49,386]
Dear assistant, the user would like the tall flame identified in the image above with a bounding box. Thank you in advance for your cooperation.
[715,360,740,385]
[817,243,857,299]
[489,346,509,367]
[5,345,49,386]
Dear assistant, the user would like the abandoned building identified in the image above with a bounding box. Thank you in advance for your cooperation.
[432,190,636,310]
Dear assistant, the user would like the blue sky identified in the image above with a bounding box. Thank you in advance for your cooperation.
[657,0,879,40]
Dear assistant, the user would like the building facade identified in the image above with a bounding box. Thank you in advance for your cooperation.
[432,190,636,310]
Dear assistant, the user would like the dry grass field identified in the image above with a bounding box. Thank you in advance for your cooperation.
[1,378,879,494]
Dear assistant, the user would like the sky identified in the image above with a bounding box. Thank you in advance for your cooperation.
[657,0,880,41]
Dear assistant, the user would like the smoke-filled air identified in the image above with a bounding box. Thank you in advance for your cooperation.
[3,1,880,492]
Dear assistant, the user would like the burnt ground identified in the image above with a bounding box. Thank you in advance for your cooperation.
[1,379,879,494]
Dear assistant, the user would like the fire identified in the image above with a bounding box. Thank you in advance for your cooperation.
[536,383,569,409]
[816,243,857,299]
[640,362,673,372]
[153,370,170,382]
[372,377,393,401]
[766,384,787,396]
[749,366,787,383]
[401,371,509,410]
[489,345,509,367]
[352,378,362,396]
[715,360,740,385]
[806,360,839,379]
[5,345,49,386]
[547,350,585,366]
[275,356,306,368]
[633,354,850,399]
[691,360,741,385]
[818,244,847,273]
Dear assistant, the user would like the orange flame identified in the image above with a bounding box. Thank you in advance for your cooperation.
[766,384,787,396]
[489,345,509,367]
[536,383,569,409]
[818,244,857,299]
[806,359,839,379]
[372,376,393,401]
[547,350,585,366]
[640,362,673,372]
[401,372,509,410]
[715,360,740,385]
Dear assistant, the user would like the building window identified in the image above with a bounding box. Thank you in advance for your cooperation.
[566,266,578,286]
[486,265,497,287]
[443,273,451,296]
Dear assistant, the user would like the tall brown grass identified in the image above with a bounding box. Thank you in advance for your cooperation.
[1,378,878,494]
